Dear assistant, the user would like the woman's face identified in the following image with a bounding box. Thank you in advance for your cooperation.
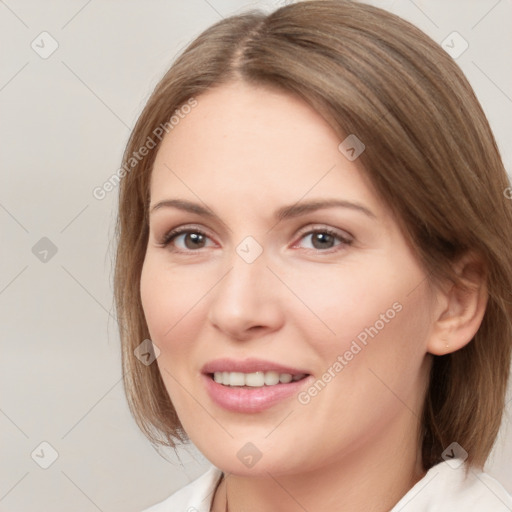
[140,81,437,476]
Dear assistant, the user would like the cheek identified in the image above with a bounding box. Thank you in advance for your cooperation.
[140,258,205,358]
[290,266,432,446]
[287,254,432,380]
[140,259,208,412]
[286,260,404,342]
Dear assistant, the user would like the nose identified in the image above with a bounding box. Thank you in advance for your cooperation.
[207,249,285,341]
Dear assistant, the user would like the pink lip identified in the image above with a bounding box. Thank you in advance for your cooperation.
[201,357,309,375]
[201,358,312,413]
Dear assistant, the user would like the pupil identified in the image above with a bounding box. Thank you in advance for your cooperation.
[313,233,333,249]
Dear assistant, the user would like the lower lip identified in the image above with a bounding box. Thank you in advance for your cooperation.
[202,374,311,413]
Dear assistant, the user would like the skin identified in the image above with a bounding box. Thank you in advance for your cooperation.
[140,81,487,512]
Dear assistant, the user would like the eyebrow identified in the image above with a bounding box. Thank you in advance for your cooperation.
[149,198,376,221]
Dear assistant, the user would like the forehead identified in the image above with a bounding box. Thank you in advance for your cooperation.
[155,81,340,164]
[149,81,384,218]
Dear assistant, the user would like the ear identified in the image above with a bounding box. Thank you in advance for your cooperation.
[427,252,488,356]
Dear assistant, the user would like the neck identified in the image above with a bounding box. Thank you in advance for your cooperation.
[212,412,426,512]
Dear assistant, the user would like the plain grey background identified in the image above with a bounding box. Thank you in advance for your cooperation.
[1,0,511,510]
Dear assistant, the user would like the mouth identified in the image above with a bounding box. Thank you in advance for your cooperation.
[201,358,312,413]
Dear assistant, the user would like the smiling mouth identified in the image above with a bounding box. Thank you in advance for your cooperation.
[209,371,309,388]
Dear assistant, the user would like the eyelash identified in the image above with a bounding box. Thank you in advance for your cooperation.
[157,225,353,254]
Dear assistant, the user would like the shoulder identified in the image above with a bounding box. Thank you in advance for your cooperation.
[392,459,512,511]
[140,466,223,512]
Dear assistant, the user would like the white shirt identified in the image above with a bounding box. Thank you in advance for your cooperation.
[141,459,512,511]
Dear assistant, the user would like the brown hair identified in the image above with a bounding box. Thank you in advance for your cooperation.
[114,0,512,470]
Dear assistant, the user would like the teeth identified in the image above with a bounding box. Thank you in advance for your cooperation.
[264,371,280,386]
[229,372,245,386]
[212,371,306,387]
[246,372,265,387]
[279,373,292,383]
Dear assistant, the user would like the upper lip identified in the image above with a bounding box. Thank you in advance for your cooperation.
[202,358,310,376]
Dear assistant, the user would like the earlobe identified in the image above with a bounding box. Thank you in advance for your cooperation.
[427,253,488,356]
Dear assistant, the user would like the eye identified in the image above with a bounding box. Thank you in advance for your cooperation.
[295,227,353,252]
[159,227,215,252]
[157,225,353,253]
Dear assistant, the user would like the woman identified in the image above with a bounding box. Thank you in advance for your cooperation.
[114,1,512,510]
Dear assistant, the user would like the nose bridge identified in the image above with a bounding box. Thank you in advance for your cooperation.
[218,240,269,305]
[207,238,283,336]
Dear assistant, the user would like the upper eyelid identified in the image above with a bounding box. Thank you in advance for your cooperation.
[296,224,352,239]
[157,223,350,236]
